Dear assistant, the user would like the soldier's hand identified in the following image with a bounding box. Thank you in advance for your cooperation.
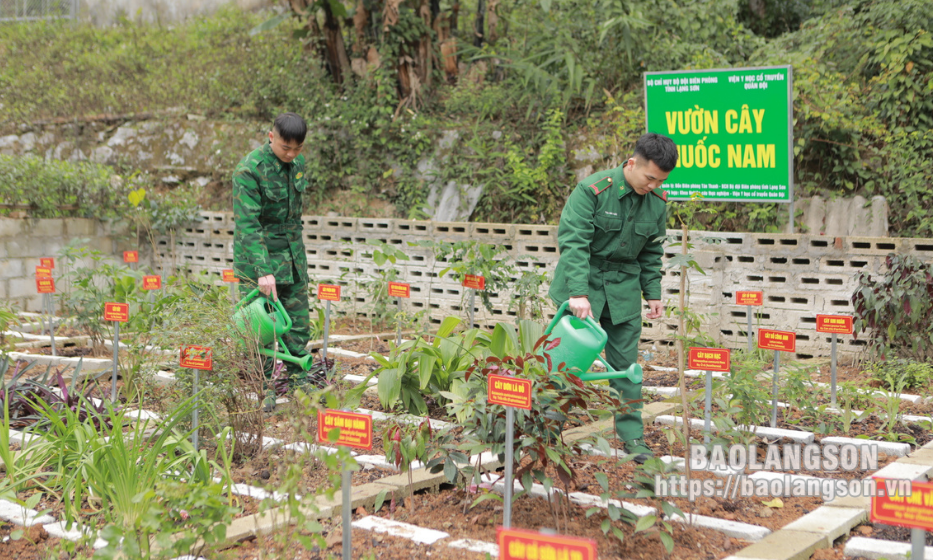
[646,299,663,319]
[568,296,593,319]
[258,274,278,301]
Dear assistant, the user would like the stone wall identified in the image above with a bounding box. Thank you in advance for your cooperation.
[155,212,933,359]
[0,218,132,312]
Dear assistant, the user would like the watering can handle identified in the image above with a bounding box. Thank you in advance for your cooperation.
[545,300,602,335]
[234,288,293,334]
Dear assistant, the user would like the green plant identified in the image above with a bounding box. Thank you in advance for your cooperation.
[0,155,123,219]
[384,417,436,511]
[372,316,484,415]
[588,456,683,552]
[723,351,772,430]
[852,253,933,362]
[433,240,516,319]
[433,332,619,531]
[866,359,933,391]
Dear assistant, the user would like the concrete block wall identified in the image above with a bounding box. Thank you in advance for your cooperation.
[152,212,933,359]
[0,218,132,312]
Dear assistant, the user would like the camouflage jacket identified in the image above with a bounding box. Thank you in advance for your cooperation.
[232,142,308,284]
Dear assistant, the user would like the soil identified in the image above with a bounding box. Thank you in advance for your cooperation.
[223,486,749,560]
[849,521,933,546]
[0,523,82,560]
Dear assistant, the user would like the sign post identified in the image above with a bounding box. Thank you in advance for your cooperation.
[871,478,933,560]
[180,345,213,451]
[104,303,129,401]
[318,409,373,560]
[387,282,411,346]
[758,329,796,428]
[141,274,161,307]
[736,291,763,352]
[688,348,732,444]
[816,315,854,408]
[222,269,239,306]
[462,274,485,329]
[644,65,795,230]
[123,250,139,271]
[317,285,341,380]
[36,272,56,356]
[488,373,532,528]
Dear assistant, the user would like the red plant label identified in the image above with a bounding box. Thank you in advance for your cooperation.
[871,479,933,531]
[463,274,486,290]
[36,277,55,294]
[317,284,341,301]
[736,291,763,306]
[123,250,139,263]
[816,315,853,334]
[104,302,129,322]
[488,374,533,410]
[180,345,213,370]
[317,410,373,450]
[497,527,596,560]
[222,269,238,283]
[688,347,731,372]
[40,258,54,269]
[35,266,52,278]
[388,281,411,298]
[142,275,162,290]
[758,329,796,352]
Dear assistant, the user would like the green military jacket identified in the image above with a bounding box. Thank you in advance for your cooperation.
[549,163,667,324]
[232,142,309,284]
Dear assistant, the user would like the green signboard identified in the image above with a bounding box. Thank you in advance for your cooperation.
[644,66,793,202]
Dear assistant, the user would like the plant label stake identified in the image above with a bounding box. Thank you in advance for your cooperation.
[317,285,341,379]
[318,409,372,560]
[736,291,763,352]
[142,275,161,306]
[222,269,239,306]
[36,274,56,356]
[816,315,853,408]
[872,478,933,560]
[104,303,129,401]
[758,329,796,428]
[497,527,597,560]
[180,346,213,452]
[124,250,139,271]
[388,282,410,346]
[688,348,731,444]
[462,275,485,329]
[488,373,532,529]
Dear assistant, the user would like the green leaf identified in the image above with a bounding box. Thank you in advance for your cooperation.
[249,12,290,36]
[660,530,674,553]
[377,368,402,408]
[634,514,656,533]
[417,354,436,390]
[373,489,388,512]
[436,316,462,338]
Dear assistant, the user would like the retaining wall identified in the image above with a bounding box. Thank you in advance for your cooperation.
[154,212,933,359]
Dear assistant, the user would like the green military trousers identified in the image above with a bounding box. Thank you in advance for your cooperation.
[598,305,644,442]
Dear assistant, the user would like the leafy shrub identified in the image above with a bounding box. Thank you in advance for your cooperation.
[851,253,933,362]
[0,155,121,219]
[866,359,933,391]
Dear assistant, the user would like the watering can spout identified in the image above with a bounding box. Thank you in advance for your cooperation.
[574,362,643,384]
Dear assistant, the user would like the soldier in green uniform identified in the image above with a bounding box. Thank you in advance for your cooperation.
[233,113,315,406]
[549,133,678,463]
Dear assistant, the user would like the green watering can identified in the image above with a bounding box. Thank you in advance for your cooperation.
[543,301,643,384]
[233,288,314,371]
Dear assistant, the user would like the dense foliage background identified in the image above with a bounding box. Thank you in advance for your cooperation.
[0,0,930,233]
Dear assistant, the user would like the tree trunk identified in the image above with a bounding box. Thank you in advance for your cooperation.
[322,0,352,84]
[487,0,500,45]
[473,0,485,48]
[352,2,370,54]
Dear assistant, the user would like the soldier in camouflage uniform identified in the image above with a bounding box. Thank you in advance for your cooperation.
[233,113,313,405]
[549,133,678,463]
